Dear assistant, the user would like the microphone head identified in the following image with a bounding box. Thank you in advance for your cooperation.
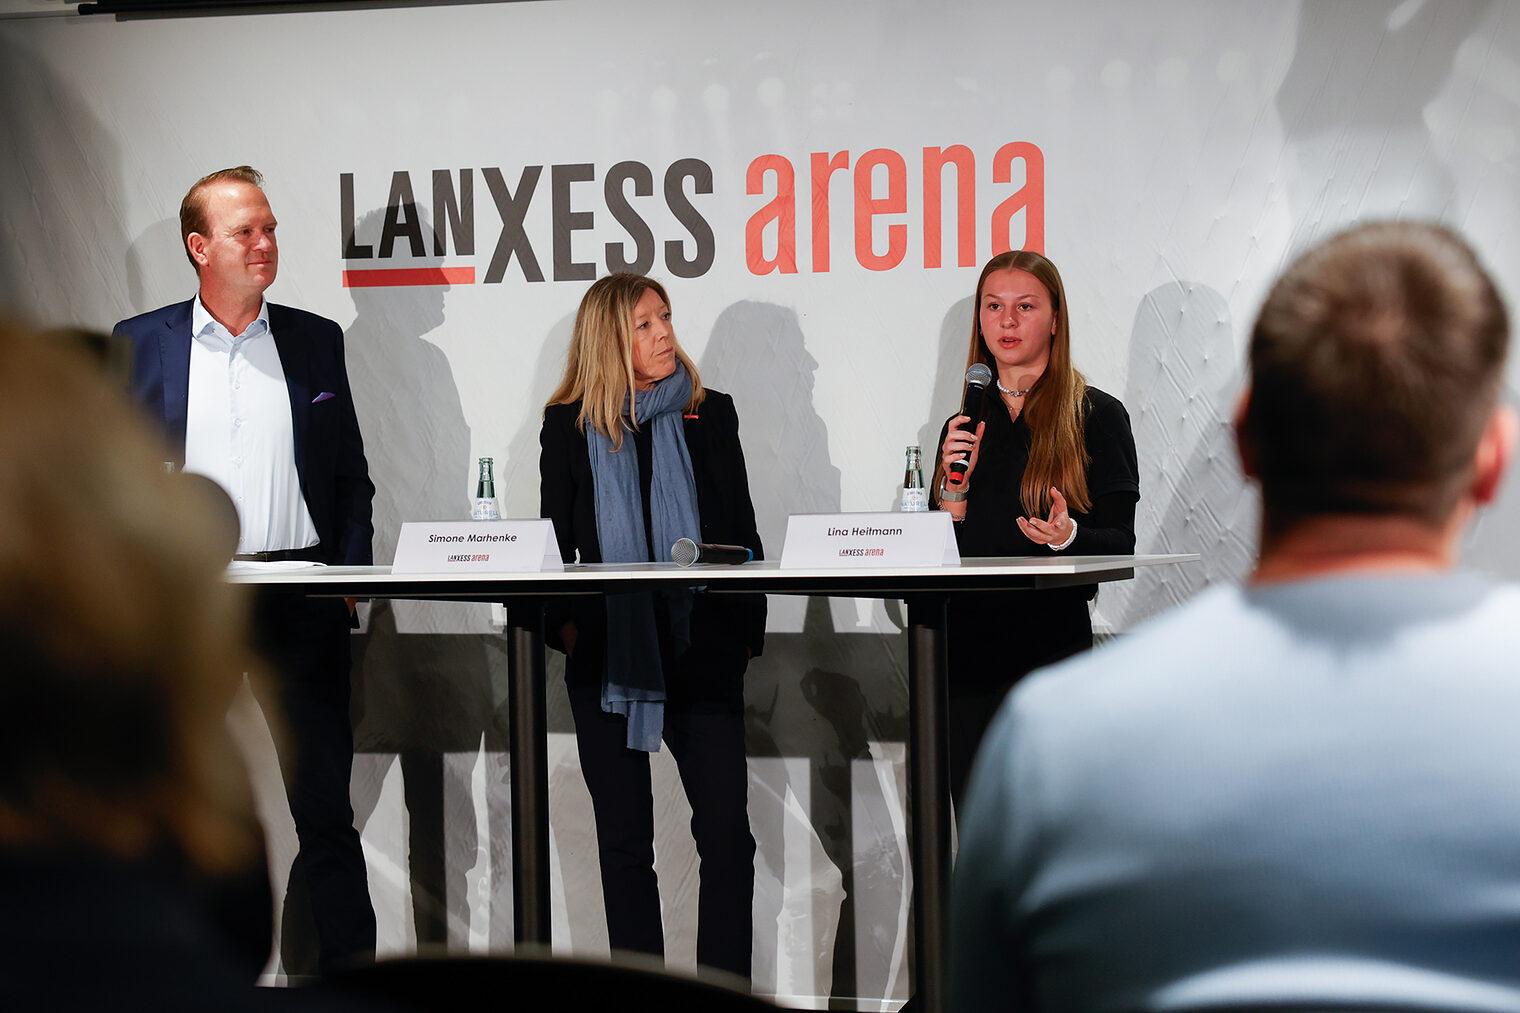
[960,362,992,424]
[671,537,699,567]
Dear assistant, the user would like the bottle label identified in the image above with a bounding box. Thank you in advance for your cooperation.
[901,488,929,512]
[472,498,502,521]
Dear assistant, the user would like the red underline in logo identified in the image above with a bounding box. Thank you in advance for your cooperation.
[341,267,476,287]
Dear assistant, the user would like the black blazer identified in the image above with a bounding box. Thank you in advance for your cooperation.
[539,390,766,702]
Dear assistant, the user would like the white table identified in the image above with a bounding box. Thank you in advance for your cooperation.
[233,554,1197,1011]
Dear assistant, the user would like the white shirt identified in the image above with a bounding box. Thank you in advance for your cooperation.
[184,296,320,554]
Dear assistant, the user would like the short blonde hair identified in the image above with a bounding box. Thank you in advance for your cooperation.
[180,165,264,273]
[546,274,704,450]
[0,320,262,874]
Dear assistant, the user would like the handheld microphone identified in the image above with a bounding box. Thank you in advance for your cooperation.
[671,538,754,567]
[671,532,753,562]
[949,363,993,479]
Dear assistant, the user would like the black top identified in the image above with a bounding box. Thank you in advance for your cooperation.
[539,390,766,705]
[0,848,392,1013]
[934,385,1140,687]
[934,385,1139,556]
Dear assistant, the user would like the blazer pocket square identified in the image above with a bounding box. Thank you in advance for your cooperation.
[312,391,337,404]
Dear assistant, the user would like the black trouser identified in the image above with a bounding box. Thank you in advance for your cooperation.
[946,589,1095,811]
[252,591,376,975]
[568,685,755,980]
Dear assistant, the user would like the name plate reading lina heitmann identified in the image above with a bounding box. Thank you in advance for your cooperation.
[392,520,564,574]
[779,512,960,569]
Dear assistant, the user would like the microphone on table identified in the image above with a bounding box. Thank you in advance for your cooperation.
[671,538,753,567]
[949,362,993,480]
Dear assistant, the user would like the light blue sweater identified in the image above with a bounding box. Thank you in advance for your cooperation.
[952,573,1520,1013]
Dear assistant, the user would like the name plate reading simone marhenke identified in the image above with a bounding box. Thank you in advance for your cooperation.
[779,512,960,569]
[392,520,564,574]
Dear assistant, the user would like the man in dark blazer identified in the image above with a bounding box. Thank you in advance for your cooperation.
[114,166,376,976]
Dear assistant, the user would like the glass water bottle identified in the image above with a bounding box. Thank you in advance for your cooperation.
[472,456,501,521]
[901,445,928,512]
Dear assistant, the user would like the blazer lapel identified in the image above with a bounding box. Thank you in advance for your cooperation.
[159,300,194,460]
[270,305,312,489]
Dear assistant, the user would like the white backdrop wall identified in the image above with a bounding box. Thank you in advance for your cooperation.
[4,1,1520,1006]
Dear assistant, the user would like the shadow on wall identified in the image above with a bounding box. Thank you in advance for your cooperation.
[124,218,188,318]
[1110,282,1255,631]
[497,308,579,754]
[702,301,840,556]
[344,203,466,563]
[0,35,130,326]
[702,301,910,1005]
[917,296,976,501]
[498,305,608,955]
[340,205,509,962]
[500,310,576,526]
[1275,0,1491,253]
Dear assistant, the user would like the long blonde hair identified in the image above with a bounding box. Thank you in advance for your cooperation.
[546,274,705,450]
[934,251,1091,516]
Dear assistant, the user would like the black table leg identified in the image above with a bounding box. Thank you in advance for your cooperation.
[906,595,950,1013]
[506,601,551,946]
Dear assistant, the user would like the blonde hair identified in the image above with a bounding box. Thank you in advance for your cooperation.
[546,274,704,450]
[934,251,1091,516]
[0,320,263,874]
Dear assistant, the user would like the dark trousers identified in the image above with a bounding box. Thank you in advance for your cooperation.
[946,591,1095,810]
[948,680,1017,813]
[252,592,376,976]
[568,686,755,980]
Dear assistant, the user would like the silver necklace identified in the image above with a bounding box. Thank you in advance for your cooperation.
[996,379,1032,398]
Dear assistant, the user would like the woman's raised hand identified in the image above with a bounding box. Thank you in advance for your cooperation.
[1017,486,1074,546]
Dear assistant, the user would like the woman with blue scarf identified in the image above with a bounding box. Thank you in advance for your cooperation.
[540,274,766,981]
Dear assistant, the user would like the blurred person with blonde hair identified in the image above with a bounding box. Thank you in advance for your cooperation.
[0,320,322,1010]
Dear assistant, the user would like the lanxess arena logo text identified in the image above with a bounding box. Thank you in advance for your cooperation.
[339,142,1043,287]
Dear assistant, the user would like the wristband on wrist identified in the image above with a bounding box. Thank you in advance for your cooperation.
[938,481,969,503]
[1049,519,1078,551]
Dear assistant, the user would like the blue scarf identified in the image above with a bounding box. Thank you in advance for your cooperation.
[586,363,701,751]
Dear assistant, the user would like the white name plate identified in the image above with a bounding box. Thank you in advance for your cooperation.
[779,511,960,569]
[392,519,564,574]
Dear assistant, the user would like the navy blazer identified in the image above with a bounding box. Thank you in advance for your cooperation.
[114,299,375,567]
